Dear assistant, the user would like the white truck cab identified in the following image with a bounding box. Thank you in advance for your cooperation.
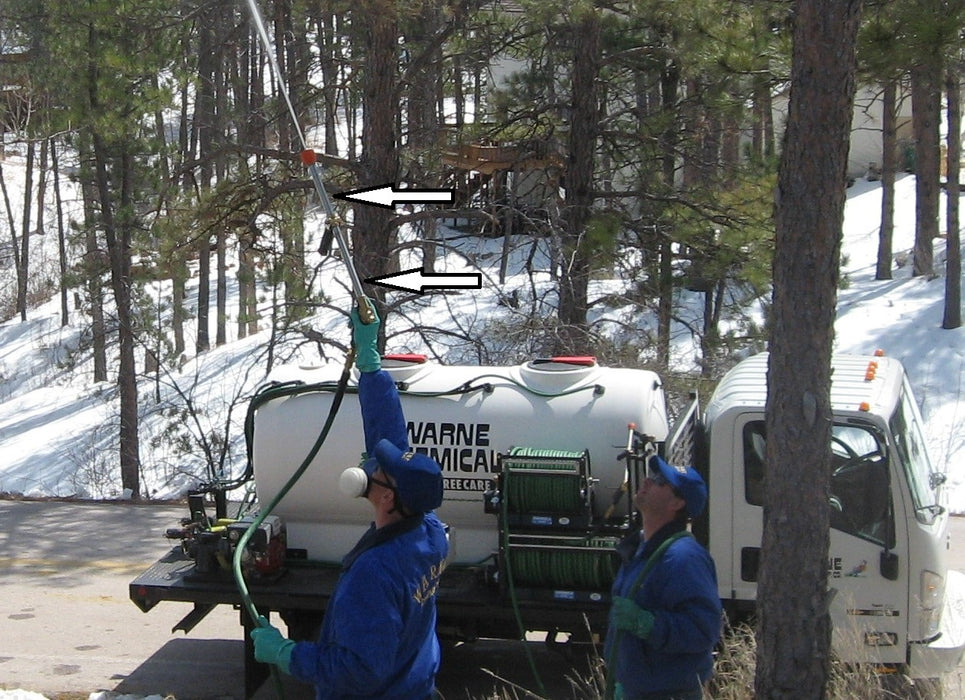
[696,352,965,677]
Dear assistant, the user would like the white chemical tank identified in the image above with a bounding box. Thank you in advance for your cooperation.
[251,355,669,565]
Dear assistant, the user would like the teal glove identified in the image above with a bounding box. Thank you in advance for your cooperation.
[350,298,381,373]
[250,616,295,674]
[611,596,655,640]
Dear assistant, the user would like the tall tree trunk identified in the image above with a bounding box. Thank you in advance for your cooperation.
[18,140,34,321]
[876,79,897,280]
[944,69,962,329]
[756,0,862,697]
[79,158,108,383]
[404,3,444,272]
[274,0,310,323]
[197,237,211,353]
[213,1,230,344]
[172,254,187,357]
[51,138,69,326]
[311,3,341,156]
[238,227,258,339]
[216,228,227,345]
[353,0,400,332]
[911,62,941,277]
[656,53,680,368]
[37,137,47,239]
[194,2,217,354]
[86,21,141,497]
[556,7,600,354]
[0,160,23,322]
[90,132,141,499]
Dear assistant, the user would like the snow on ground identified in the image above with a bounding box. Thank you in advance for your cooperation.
[0,161,962,509]
[835,174,965,510]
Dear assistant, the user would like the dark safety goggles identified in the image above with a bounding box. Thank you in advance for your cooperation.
[647,464,683,498]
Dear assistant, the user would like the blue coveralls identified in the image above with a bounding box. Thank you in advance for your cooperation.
[288,370,449,699]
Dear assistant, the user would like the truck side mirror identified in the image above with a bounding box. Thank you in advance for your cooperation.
[880,549,899,581]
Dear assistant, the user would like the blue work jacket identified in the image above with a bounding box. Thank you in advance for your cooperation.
[288,369,449,699]
[604,522,721,699]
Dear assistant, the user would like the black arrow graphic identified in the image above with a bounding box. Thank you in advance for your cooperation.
[365,268,482,295]
[334,183,454,210]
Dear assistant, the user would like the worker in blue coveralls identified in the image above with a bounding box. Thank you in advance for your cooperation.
[604,455,721,700]
[251,298,449,700]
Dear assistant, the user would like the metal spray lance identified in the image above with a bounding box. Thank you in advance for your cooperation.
[237,0,375,664]
[243,0,375,324]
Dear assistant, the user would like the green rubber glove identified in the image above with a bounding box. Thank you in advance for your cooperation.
[350,298,381,373]
[611,596,655,640]
[250,616,295,674]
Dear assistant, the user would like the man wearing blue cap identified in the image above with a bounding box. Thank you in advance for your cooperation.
[251,299,449,699]
[604,455,721,700]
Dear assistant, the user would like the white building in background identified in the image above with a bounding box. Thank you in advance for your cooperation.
[847,87,914,179]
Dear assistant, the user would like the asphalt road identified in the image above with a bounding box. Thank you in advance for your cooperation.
[0,500,588,700]
[1,499,964,700]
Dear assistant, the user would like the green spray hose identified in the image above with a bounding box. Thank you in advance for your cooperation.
[232,347,355,696]
[499,478,549,698]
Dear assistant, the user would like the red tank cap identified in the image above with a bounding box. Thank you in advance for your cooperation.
[383,353,428,364]
[532,356,597,367]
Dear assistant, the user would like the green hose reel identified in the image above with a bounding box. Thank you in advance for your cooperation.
[505,534,619,591]
[498,447,591,519]
[492,446,623,599]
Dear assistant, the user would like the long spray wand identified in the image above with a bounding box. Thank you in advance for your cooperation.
[244,0,374,323]
[235,0,370,662]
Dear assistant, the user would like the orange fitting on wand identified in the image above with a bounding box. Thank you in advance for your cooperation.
[300,149,317,166]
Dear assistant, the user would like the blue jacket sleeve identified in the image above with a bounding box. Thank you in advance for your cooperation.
[358,369,409,457]
[287,555,404,694]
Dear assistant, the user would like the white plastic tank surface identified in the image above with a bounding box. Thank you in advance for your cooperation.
[252,357,669,565]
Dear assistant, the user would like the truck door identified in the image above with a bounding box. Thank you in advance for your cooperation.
[734,418,906,663]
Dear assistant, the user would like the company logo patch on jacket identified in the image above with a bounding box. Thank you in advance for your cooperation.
[413,559,447,605]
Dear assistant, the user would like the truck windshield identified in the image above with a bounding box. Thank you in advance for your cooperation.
[828,424,890,544]
[743,420,891,545]
[889,379,944,525]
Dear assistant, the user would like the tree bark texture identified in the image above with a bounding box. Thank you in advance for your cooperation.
[756,0,862,697]
[557,7,600,354]
[944,71,962,330]
[911,62,941,277]
[876,79,897,281]
[354,0,400,335]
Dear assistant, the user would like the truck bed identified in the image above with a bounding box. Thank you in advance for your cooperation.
[130,547,610,697]
[130,547,342,615]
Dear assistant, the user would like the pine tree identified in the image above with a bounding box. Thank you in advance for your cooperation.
[756,0,863,696]
[14,0,180,498]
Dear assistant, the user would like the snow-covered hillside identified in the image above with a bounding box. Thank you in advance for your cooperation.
[0,151,962,510]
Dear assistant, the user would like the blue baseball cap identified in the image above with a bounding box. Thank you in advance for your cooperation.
[366,439,444,513]
[650,454,707,518]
